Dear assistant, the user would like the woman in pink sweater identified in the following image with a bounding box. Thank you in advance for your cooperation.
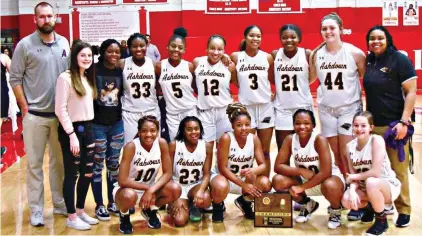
[55,41,98,231]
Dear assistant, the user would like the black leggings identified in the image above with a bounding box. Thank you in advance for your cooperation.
[58,121,95,214]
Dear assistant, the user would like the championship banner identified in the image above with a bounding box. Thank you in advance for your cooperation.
[206,0,251,14]
[257,0,301,14]
[122,0,167,4]
[254,192,293,228]
[72,0,117,6]
[403,1,419,26]
[383,0,399,26]
[79,11,140,46]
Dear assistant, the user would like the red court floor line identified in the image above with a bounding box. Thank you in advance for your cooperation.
[1,116,25,173]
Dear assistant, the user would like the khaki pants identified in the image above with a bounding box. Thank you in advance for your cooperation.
[373,126,411,215]
[23,113,65,212]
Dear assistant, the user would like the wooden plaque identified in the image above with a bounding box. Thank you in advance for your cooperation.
[254,192,293,228]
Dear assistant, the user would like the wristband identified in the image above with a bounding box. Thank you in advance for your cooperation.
[399,119,410,126]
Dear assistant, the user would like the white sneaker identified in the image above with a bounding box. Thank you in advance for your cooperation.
[30,210,44,227]
[53,207,68,216]
[296,199,319,223]
[327,208,342,229]
[66,217,91,230]
[78,212,99,225]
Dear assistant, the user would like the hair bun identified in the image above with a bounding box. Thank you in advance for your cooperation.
[173,27,188,38]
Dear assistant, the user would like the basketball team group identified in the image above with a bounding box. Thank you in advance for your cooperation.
[5,1,418,236]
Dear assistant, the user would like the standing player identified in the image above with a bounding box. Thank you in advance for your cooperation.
[342,111,401,236]
[117,33,159,144]
[194,35,235,145]
[309,13,366,176]
[272,109,345,229]
[230,25,275,177]
[272,24,313,150]
[169,116,213,226]
[156,27,197,141]
[114,116,181,234]
[210,103,271,222]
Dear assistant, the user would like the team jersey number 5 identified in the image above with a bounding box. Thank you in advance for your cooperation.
[171,82,183,98]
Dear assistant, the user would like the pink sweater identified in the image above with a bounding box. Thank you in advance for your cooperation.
[55,71,94,134]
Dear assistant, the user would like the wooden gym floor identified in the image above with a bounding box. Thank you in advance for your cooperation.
[1,95,422,235]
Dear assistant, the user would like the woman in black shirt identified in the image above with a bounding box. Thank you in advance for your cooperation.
[363,25,417,228]
[91,39,124,221]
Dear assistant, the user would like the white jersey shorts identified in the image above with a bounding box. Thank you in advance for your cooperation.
[302,166,346,196]
[122,108,161,145]
[275,106,314,131]
[197,106,232,142]
[210,172,243,195]
[179,182,202,200]
[318,101,362,137]
[167,109,198,141]
[245,102,275,129]
[113,186,145,206]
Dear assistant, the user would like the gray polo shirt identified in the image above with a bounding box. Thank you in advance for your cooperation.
[9,31,70,113]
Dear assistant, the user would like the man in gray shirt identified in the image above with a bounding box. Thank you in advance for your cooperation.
[9,1,70,227]
[145,34,161,62]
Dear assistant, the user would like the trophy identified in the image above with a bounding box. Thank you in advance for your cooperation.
[254,192,293,228]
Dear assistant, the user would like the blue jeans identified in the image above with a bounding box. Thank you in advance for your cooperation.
[91,120,124,206]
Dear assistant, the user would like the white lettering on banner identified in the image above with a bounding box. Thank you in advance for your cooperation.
[414,50,422,70]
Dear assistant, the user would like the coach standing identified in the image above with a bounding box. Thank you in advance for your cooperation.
[9,1,70,227]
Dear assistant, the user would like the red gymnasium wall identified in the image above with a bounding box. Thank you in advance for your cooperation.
[2,7,421,89]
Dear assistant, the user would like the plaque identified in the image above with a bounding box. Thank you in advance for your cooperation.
[254,192,293,228]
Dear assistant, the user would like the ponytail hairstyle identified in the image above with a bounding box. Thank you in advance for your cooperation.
[168,27,188,46]
[239,25,262,51]
[69,41,97,99]
[174,116,204,142]
[310,12,344,63]
[98,39,120,63]
[279,24,302,43]
[226,103,251,123]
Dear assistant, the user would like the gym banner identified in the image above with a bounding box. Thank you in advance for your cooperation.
[206,0,251,14]
[257,0,301,14]
[382,0,398,26]
[122,0,167,3]
[72,0,117,6]
[403,1,419,26]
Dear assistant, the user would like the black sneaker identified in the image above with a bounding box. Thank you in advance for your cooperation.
[189,201,201,222]
[212,202,225,223]
[107,203,119,217]
[129,207,135,215]
[395,214,410,228]
[361,203,375,224]
[158,205,166,211]
[347,209,364,221]
[295,199,319,223]
[119,212,133,234]
[95,205,111,221]
[234,196,254,220]
[141,208,161,229]
[366,214,388,236]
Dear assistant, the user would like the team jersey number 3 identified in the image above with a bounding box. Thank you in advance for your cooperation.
[131,82,151,99]
[249,73,258,90]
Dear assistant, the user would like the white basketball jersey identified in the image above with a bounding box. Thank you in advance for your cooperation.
[215,132,254,177]
[236,50,271,105]
[128,138,161,187]
[315,43,361,108]
[348,135,400,187]
[158,59,197,114]
[122,57,158,112]
[195,56,232,110]
[274,47,313,109]
[173,140,206,185]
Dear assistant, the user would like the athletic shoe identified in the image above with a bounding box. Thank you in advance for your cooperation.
[66,217,91,230]
[347,209,364,221]
[129,207,135,215]
[212,202,225,223]
[78,212,99,225]
[293,201,301,211]
[30,210,44,227]
[119,212,133,234]
[141,208,161,229]
[53,206,68,216]
[327,207,342,229]
[203,205,213,213]
[366,213,388,236]
[189,201,201,222]
[96,205,111,221]
[295,199,319,223]
[395,214,410,228]
[107,203,119,216]
[234,196,254,220]
[361,204,375,224]
[384,205,394,215]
